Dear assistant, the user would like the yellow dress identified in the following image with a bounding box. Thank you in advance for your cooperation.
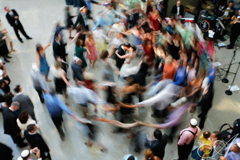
[198,134,212,157]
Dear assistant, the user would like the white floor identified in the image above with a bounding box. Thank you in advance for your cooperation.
[0,0,240,160]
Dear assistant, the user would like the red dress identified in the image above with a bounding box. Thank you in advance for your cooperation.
[86,40,98,60]
[142,44,155,62]
[149,14,160,31]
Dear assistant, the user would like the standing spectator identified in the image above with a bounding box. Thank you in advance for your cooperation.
[36,43,51,82]
[73,6,90,31]
[177,119,201,160]
[0,142,13,160]
[0,59,11,84]
[144,149,161,160]
[4,6,32,43]
[146,129,168,160]
[24,124,51,159]
[225,143,240,160]
[65,6,77,39]
[0,30,11,63]
[2,102,28,148]
[17,147,41,160]
[13,85,36,121]
[30,63,49,103]
[17,111,37,136]
[0,19,16,53]
[171,0,184,18]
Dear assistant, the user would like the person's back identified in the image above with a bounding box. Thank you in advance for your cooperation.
[71,61,83,81]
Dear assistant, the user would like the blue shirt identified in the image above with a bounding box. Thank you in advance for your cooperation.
[173,66,185,86]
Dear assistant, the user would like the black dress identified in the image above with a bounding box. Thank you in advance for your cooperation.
[0,33,9,57]
[66,12,74,29]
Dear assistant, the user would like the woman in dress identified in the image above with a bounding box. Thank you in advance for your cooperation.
[36,43,51,82]
[85,32,98,68]
[65,6,76,39]
[93,25,109,55]
[0,31,11,63]
[50,61,71,100]
[0,19,16,53]
[100,50,119,82]
[148,4,162,31]
[74,39,89,70]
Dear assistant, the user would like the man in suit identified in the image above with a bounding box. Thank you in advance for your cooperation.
[2,102,28,148]
[71,56,84,84]
[146,129,168,160]
[73,6,90,31]
[13,85,36,121]
[4,6,32,43]
[115,42,131,70]
[24,124,51,159]
[171,0,184,18]
[227,9,240,49]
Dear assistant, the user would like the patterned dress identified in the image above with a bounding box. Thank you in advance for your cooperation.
[86,40,98,60]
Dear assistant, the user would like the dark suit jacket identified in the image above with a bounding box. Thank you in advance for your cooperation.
[116,44,126,69]
[5,9,19,27]
[13,93,34,115]
[71,62,84,81]
[150,134,168,159]
[0,143,13,160]
[2,108,21,135]
[73,13,88,30]
[24,131,49,158]
[171,5,184,17]
[53,40,66,61]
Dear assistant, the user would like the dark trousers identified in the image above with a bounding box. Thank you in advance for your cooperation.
[30,112,37,121]
[230,24,240,47]
[9,133,25,146]
[51,116,65,138]
[12,22,29,41]
[35,86,44,103]
[199,105,212,129]
[41,151,51,160]
[178,140,195,160]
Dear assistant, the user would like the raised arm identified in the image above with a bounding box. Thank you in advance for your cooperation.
[94,118,139,129]
[43,43,51,52]
[61,70,71,87]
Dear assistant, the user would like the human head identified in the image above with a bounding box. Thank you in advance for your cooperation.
[19,111,29,124]
[123,42,131,50]
[10,101,20,111]
[36,44,44,54]
[190,118,197,128]
[65,6,70,12]
[231,143,240,153]
[229,1,233,7]
[144,149,154,160]
[3,94,13,107]
[76,39,83,47]
[27,124,37,133]
[97,25,102,30]
[100,50,109,60]
[18,150,30,160]
[14,85,22,93]
[177,0,181,6]
[153,129,162,140]
[127,155,135,160]
[0,59,3,67]
[54,61,62,69]
[4,6,10,12]
[87,32,93,39]
[211,131,222,140]
[203,131,211,139]
[80,6,87,14]
[130,46,136,52]
[238,9,240,15]
[218,156,227,160]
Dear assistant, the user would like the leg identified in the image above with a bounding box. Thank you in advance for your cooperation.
[81,104,88,118]
[45,73,51,82]
[10,134,27,147]
[17,23,30,39]
[69,28,73,38]
[30,112,37,121]
[178,145,188,160]
[52,116,65,140]
[93,60,96,68]
[199,106,211,129]
[9,41,16,52]
[35,87,44,103]
[13,27,22,42]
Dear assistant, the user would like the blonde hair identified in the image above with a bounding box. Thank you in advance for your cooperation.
[55,61,62,69]
[165,55,173,64]
[87,32,93,39]
[144,149,154,160]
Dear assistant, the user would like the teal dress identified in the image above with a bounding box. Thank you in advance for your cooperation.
[75,46,87,68]
[39,52,50,76]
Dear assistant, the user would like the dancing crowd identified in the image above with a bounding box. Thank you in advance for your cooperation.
[1,0,240,160]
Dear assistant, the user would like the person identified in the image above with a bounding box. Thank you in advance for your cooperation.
[144,149,161,160]
[145,129,168,160]
[30,63,49,103]
[73,6,90,31]
[124,154,138,160]
[115,42,131,70]
[0,94,13,111]
[100,50,119,82]
[226,9,240,49]
[71,56,84,84]
[65,6,77,39]
[2,102,28,148]
[36,43,51,82]
[225,143,240,160]
[0,142,13,160]
[17,111,37,136]
[75,39,89,70]
[178,119,201,160]
[92,25,109,56]
[85,32,98,68]
[148,4,162,31]
[0,19,16,53]
[0,31,11,63]
[171,0,184,18]
[17,147,41,160]
[4,6,32,43]
[13,85,36,121]
[50,61,71,100]
[0,59,11,84]
[24,124,51,159]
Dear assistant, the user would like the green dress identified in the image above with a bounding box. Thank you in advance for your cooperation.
[75,46,87,68]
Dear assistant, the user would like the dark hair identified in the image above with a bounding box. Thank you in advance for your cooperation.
[154,129,162,140]
[19,111,29,124]
[27,124,36,132]
[3,94,13,107]
[13,85,21,93]
[76,39,83,47]
[100,50,109,59]
[127,155,135,160]
[97,25,102,28]
[131,46,136,51]
[203,131,211,139]
[65,6,70,12]
[36,43,43,53]
[4,6,8,10]
[123,42,131,48]
[229,1,233,3]
[213,131,222,140]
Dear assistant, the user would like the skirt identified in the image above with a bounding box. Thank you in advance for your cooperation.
[54,78,66,94]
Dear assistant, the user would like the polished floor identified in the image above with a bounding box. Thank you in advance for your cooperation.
[0,0,240,160]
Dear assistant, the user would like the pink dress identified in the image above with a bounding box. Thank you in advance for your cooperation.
[86,40,98,60]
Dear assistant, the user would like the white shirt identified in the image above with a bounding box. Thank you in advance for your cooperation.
[177,6,180,16]
[50,67,63,78]
[17,118,37,135]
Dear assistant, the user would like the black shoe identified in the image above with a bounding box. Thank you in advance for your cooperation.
[6,55,12,58]
[100,149,107,152]
[226,44,233,49]
[19,39,24,43]
[151,114,160,118]
[220,37,226,41]
[17,143,28,148]
[26,37,32,40]
[168,136,173,143]
[198,113,202,118]
[4,58,10,63]
[134,147,141,153]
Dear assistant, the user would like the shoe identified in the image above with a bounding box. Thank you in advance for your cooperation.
[220,37,226,41]
[19,39,24,43]
[69,37,73,39]
[4,58,10,63]
[100,149,107,152]
[26,37,32,40]
[6,55,12,58]
[151,114,160,118]
[168,136,173,143]
[17,143,28,148]
[198,113,202,118]
[226,44,233,49]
